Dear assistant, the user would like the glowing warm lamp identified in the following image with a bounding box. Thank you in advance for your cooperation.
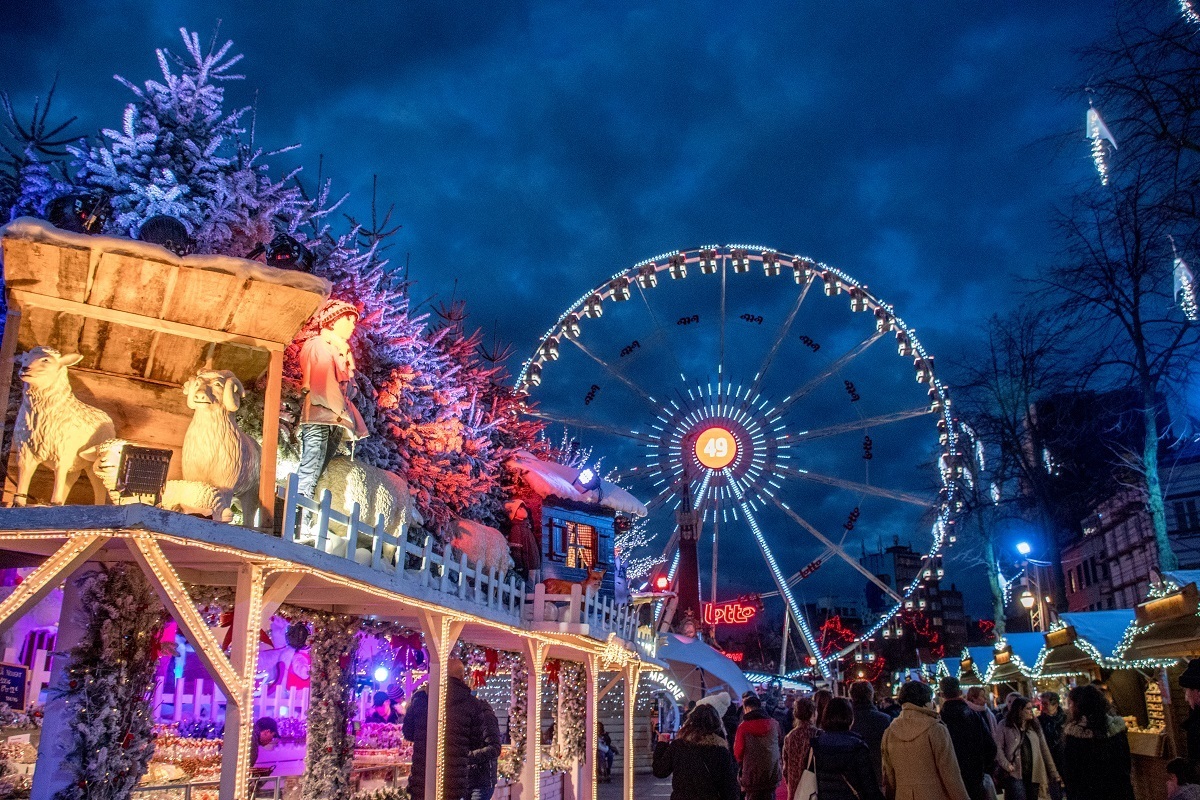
[1019,589,1035,610]
[654,575,670,591]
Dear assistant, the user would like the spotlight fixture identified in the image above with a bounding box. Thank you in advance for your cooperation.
[573,466,601,493]
[138,215,195,256]
[47,193,110,234]
[374,665,390,683]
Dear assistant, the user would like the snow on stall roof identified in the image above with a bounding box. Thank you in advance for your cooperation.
[507,451,648,517]
[1,217,332,296]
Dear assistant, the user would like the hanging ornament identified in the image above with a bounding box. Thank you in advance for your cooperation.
[545,659,560,684]
[485,647,499,676]
[1086,105,1118,186]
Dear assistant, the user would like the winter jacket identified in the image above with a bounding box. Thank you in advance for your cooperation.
[403,678,499,800]
[723,703,743,745]
[1186,705,1200,760]
[653,731,740,800]
[939,697,996,800]
[469,699,503,792]
[403,686,429,800]
[734,709,782,792]
[299,329,368,438]
[881,703,970,800]
[812,729,885,800]
[993,721,1060,800]
[1037,707,1066,770]
[852,701,892,789]
[782,721,820,800]
[1171,784,1200,800]
[1060,714,1134,800]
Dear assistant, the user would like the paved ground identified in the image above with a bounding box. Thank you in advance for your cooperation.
[597,773,790,800]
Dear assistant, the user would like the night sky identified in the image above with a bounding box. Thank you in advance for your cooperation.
[1,1,1118,618]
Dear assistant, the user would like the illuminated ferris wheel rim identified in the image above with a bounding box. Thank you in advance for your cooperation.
[515,244,966,676]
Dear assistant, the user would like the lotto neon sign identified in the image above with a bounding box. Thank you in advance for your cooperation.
[703,599,759,626]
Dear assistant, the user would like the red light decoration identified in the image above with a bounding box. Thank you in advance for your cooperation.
[654,575,670,591]
[716,648,745,663]
[703,596,762,626]
[818,615,857,656]
[977,619,996,642]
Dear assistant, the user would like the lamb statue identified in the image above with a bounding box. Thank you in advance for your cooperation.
[449,518,516,576]
[312,456,422,563]
[11,347,115,506]
[181,370,261,525]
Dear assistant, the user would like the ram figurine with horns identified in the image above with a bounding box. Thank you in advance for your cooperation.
[296,298,369,499]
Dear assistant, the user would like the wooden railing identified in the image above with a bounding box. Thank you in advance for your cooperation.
[277,473,525,621]
[524,583,642,642]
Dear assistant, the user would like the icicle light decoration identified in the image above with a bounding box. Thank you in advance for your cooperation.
[1086,106,1118,185]
[1176,254,1199,322]
[1183,0,1200,26]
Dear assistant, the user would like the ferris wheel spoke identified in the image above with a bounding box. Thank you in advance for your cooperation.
[718,255,728,401]
[526,409,658,445]
[777,465,933,507]
[790,406,932,442]
[749,278,814,399]
[773,329,887,418]
[635,282,690,383]
[566,337,661,411]
[766,495,905,603]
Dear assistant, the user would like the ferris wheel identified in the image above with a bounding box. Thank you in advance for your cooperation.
[515,245,963,680]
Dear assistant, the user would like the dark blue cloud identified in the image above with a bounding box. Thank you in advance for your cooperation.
[0,0,1114,618]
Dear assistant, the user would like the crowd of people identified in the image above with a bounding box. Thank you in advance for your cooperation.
[652,660,1200,800]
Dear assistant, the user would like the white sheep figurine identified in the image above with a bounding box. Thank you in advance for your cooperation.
[11,347,116,506]
[449,518,516,576]
[181,370,261,525]
[313,456,422,563]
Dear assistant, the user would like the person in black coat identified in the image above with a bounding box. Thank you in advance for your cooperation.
[1060,684,1135,800]
[1181,659,1200,761]
[940,676,997,800]
[653,704,739,800]
[404,659,500,800]
[849,679,892,790]
[469,698,503,800]
[812,698,885,800]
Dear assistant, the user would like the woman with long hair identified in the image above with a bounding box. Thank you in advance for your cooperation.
[1060,684,1134,800]
[812,697,884,800]
[653,704,739,800]
[993,694,1062,800]
[813,688,833,728]
[782,696,821,800]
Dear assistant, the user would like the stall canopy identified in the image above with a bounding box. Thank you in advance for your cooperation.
[984,633,1044,685]
[1034,609,1136,677]
[936,658,961,681]
[1118,573,1200,662]
[962,646,993,685]
[657,633,752,699]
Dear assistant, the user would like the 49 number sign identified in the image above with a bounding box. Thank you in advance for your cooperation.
[695,427,737,470]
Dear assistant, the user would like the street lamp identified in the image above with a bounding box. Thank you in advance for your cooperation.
[1016,541,1032,556]
[1018,589,1035,610]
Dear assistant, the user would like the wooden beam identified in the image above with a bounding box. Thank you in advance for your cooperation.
[260,571,303,628]
[258,347,284,528]
[420,612,467,800]
[623,663,642,800]
[9,289,285,352]
[522,638,550,800]
[0,534,107,640]
[0,307,22,497]
[126,536,244,700]
[221,563,265,800]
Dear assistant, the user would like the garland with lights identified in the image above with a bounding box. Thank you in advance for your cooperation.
[301,615,360,800]
[52,564,165,800]
[555,661,586,763]
[501,658,529,780]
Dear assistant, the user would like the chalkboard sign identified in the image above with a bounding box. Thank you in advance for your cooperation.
[0,664,28,709]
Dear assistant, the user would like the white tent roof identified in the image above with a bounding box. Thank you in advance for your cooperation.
[507,451,648,517]
[657,633,752,699]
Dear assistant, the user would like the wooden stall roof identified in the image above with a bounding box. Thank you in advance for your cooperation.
[0,218,331,386]
[1125,582,1200,660]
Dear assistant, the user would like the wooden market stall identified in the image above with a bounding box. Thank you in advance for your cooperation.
[0,221,665,800]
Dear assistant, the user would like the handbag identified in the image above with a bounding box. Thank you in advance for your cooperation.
[794,746,818,800]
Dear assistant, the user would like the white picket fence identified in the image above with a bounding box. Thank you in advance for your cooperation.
[152,676,309,723]
[525,583,653,649]
[278,474,526,621]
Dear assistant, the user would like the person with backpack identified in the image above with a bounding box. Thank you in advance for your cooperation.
[734,692,783,800]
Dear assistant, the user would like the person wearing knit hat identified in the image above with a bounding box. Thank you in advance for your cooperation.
[296,298,369,499]
[696,691,732,723]
[1180,659,1200,760]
